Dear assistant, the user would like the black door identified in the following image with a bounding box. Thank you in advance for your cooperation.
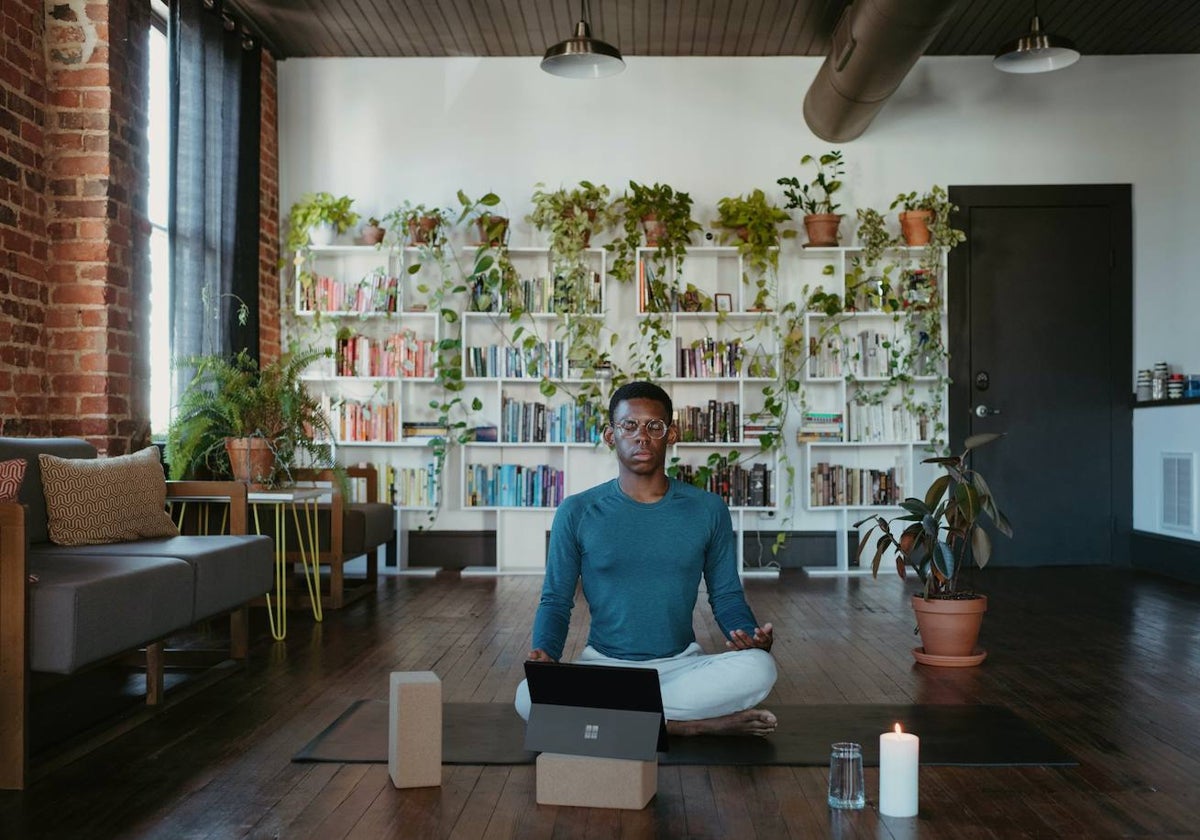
[948,185,1131,567]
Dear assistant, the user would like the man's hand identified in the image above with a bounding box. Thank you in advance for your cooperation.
[527,648,558,662]
[726,622,773,652]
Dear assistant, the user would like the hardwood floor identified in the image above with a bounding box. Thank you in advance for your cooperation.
[2,566,1199,838]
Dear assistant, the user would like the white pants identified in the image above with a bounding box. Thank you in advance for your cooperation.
[514,642,777,722]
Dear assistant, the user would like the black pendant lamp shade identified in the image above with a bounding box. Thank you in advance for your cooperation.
[993,6,1080,74]
[541,0,625,79]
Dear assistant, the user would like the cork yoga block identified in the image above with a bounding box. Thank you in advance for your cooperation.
[388,671,442,788]
[536,752,657,810]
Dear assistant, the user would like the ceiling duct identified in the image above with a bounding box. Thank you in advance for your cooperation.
[804,0,964,143]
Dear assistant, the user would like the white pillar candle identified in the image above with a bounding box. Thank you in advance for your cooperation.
[879,723,919,817]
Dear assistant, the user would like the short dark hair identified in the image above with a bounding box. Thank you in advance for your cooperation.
[609,381,673,424]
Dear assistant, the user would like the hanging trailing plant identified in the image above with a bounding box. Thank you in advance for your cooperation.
[712,189,795,311]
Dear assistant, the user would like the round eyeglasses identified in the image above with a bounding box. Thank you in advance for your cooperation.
[612,418,670,439]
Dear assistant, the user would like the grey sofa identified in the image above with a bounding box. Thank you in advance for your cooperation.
[0,437,274,790]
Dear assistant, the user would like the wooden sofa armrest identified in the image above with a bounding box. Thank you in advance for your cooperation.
[0,501,28,789]
[166,480,250,535]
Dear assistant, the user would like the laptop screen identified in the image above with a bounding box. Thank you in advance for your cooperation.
[524,660,669,753]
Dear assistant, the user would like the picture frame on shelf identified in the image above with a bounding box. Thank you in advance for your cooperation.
[715,293,733,313]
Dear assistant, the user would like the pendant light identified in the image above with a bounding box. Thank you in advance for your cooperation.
[993,2,1080,74]
[541,0,625,79]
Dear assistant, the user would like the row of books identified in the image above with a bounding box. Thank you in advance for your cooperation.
[674,400,741,443]
[809,461,903,507]
[465,341,569,379]
[675,336,747,379]
[389,464,438,508]
[402,421,449,442]
[847,403,930,443]
[796,411,844,442]
[325,398,400,442]
[500,397,604,444]
[335,332,435,378]
[464,463,564,508]
[342,463,437,508]
[469,272,604,315]
[672,459,772,508]
[300,272,399,314]
[808,329,899,379]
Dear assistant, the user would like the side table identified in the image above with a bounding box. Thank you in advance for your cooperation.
[249,488,324,640]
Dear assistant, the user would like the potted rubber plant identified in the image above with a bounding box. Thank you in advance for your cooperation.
[777,150,845,247]
[855,432,1012,666]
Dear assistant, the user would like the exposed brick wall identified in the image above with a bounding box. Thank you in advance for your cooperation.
[42,0,152,454]
[0,2,277,451]
[258,48,280,365]
[0,0,51,437]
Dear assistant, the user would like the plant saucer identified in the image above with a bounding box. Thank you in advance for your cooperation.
[912,646,987,667]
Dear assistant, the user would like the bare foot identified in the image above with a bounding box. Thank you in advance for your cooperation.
[667,708,778,737]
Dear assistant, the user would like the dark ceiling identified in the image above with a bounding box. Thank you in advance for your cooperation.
[228,0,1200,61]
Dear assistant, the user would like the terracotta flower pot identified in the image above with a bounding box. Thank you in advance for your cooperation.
[911,594,987,664]
[641,214,667,247]
[361,224,385,245]
[225,437,276,488]
[803,213,842,247]
[562,207,598,248]
[407,216,440,245]
[475,215,509,247]
[899,210,933,246]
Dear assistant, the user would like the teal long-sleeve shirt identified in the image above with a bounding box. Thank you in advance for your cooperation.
[531,478,759,661]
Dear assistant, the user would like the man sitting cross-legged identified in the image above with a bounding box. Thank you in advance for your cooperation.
[514,381,778,736]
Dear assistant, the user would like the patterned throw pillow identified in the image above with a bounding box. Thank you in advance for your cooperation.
[39,446,179,546]
[0,458,25,501]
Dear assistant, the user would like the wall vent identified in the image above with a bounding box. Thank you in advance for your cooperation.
[1161,452,1194,532]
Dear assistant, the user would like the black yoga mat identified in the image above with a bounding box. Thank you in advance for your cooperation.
[293,701,1076,767]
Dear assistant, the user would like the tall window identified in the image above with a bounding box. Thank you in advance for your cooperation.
[147,18,169,436]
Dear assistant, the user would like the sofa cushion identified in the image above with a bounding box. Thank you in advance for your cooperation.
[344,502,395,556]
[0,458,26,501]
[26,549,194,674]
[39,446,178,546]
[0,437,95,544]
[42,535,275,623]
[254,502,395,558]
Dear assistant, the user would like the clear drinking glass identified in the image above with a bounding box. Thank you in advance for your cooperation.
[828,741,866,809]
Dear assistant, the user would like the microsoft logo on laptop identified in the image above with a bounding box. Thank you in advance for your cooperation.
[583,724,599,740]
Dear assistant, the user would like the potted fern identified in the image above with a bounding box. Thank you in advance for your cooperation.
[166,347,337,489]
[777,150,845,247]
[855,433,1012,666]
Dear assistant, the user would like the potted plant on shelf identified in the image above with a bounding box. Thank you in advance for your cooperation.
[361,217,386,246]
[607,180,702,287]
[381,202,451,248]
[527,180,616,313]
[777,150,845,247]
[712,188,795,310]
[854,432,1012,666]
[166,346,337,489]
[285,192,359,253]
[890,184,956,247]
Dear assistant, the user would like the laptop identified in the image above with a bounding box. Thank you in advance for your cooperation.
[524,660,669,761]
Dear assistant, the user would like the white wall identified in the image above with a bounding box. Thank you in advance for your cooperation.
[279,54,1200,541]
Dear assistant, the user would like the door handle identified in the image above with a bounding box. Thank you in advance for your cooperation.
[974,405,1001,418]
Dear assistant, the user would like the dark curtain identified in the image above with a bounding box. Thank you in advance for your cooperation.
[168,0,261,405]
